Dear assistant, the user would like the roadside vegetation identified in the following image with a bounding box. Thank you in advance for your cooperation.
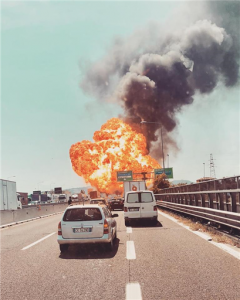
[159,208,240,248]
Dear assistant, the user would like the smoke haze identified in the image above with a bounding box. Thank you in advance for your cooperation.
[80,2,240,159]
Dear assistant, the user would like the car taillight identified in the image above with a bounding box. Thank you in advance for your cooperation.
[58,222,62,236]
[124,207,128,212]
[104,219,109,234]
[153,206,157,211]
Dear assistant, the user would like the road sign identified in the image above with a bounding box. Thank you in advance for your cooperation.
[117,170,133,182]
[154,168,173,179]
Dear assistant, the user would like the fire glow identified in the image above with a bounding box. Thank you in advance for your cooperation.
[69,118,160,194]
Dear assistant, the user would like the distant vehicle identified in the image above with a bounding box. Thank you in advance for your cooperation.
[124,190,158,226]
[89,191,99,199]
[0,179,22,210]
[108,198,124,211]
[57,204,118,253]
[58,194,67,203]
[28,200,40,205]
[89,198,108,206]
[71,194,79,201]
[123,181,146,200]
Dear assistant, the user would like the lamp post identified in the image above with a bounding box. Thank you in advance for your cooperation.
[167,154,169,168]
[140,121,165,170]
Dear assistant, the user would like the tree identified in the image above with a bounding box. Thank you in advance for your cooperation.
[151,173,170,193]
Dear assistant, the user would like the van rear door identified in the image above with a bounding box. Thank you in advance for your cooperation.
[126,192,141,218]
[139,192,155,218]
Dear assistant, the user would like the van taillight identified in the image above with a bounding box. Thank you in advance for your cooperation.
[153,206,157,211]
[104,219,109,234]
[124,207,128,212]
[58,222,62,236]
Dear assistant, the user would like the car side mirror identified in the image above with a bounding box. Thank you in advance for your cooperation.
[112,214,119,218]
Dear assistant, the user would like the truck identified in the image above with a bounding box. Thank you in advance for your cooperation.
[58,194,68,203]
[0,179,22,210]
[123,181,147,200]
[89,191,99,199]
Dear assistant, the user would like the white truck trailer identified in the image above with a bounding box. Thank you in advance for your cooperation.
[0,179,22,210]
[123,181,147,199]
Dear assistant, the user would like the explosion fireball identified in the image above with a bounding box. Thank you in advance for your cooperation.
[69,118,160,194]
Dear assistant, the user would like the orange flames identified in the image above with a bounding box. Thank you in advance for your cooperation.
[69,118,160,194]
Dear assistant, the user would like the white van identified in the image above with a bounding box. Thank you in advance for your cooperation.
[124,190,158,226]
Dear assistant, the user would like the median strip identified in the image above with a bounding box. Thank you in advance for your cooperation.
[21,232,56,250]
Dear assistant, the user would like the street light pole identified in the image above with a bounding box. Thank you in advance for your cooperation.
[140,120,165,170]
[167,154,169,168]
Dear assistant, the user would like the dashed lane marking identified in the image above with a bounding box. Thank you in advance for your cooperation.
[21,232,56,250]
[126,282,142,300]
[127,227,132,234]
[126,241,136,260]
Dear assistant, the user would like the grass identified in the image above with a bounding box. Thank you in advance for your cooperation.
[159,208,240,248]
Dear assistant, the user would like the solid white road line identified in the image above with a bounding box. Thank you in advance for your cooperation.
[158,210,240,260]
[127,227,132,234]
[126,283,142,300]
[21,232,56,250]
[126,241,136,260]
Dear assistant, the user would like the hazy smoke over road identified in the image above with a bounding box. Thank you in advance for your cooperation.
[80,2,240,159]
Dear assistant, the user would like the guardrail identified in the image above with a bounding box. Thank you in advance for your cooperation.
[156,201,240,230]
[155,189,240,213]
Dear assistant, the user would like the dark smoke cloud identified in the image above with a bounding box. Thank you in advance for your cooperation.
[80,3,240,159]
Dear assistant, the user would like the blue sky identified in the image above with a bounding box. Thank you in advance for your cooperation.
[1,1,239,193]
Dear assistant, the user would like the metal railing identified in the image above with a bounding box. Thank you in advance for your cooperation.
[156,200,240,230]
[155,188,240,213]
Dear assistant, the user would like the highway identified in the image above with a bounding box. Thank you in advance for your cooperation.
[1,209,240,300]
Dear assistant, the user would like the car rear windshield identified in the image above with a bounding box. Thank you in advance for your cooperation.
[127,192,153,203]
[63,208,102,221]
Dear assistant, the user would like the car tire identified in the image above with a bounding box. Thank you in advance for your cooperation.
[60,244,68,253]
[106,238,114,251]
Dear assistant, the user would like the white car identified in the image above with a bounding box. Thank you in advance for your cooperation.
[124,190,158,226]
[57,204,118,253]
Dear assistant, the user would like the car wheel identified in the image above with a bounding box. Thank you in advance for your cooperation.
[60,244,68,253]
[106,238,114,251]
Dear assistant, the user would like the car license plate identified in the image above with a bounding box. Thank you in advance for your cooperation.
[114,202,118,204]
[129,208,139,211]
[73,228,91,233]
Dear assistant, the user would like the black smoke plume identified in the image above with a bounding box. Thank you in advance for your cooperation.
[80,3,240,159]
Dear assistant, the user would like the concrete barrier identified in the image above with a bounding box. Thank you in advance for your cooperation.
[0,203,69,226]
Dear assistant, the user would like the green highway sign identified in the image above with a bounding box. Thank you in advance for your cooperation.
[117,170,133,182]
[154,168,173,179]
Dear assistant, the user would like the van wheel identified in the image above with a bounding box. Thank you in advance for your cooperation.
[60,244,68,253]
[125,219,130,227]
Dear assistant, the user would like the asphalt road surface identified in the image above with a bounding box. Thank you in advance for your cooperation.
[1,209,239,300]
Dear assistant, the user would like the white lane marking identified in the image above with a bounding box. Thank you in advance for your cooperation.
[127,227,132,234]
[126,282,142,300]
[158,210,240,260]
[21,232,56,250]
[126,241,136,260]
